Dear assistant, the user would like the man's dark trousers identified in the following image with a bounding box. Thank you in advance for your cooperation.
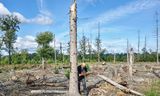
[78,77,87,96]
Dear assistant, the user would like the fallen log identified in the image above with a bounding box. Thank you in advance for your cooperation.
[31,90,67,94]
[33,82,68,87]
[152,67,160,70]
[152,70,160,78]
[98,75,144,96]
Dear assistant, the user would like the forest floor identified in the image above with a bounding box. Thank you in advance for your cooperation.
[0,62,160,96]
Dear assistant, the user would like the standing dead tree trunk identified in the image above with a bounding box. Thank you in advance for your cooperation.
[54,34,57,64]
[113,50,116,64]
[69,0,80,96]
[137,31,140,62]
[129,48,134,81]
[97,22,100,63]
[155,11,159,64]
[60,42,63,63]
[127,39,129,64]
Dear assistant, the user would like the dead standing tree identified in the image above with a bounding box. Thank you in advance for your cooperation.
[95,22,101,63]
[69,0,80,96]
[127,39,129,64]
[54,34,57,64]
[113,50,116,64]
[129,48,134,81]
[137,30,140,61]
[155,11,159,64]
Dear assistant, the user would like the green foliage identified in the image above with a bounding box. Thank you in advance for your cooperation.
[0,36,3,64]
[47,59,54,64]
[86,64,90,71]
[79,34,88,62]
[37,45,54,59]
[36,31,54,62]
[36,31,53,46]
[1,56,8,64]
[145,80,160,96]
[0,15,20,64]
[21,49,29,64]
[64,69,70,79]
[12,52,21,64]
[145,89,158,96]
[54,66,59,74]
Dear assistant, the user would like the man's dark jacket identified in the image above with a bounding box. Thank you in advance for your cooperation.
[77,65,88,81]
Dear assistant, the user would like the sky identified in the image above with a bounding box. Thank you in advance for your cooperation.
[0,0,160,54]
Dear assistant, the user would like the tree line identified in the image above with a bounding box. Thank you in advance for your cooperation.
[0,15,159,65]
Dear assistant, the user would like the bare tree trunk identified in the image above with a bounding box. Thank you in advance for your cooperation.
[97,22,100,63]
[42,57,45,69]
[90,33,92,62]
[60,42,63,62]
[144,35,147,52]
[69,0,80,96]
[54,34,57,64]
[144,35,147,58]
[129,48,134,81]
[62,45,64,64]
[156,11,159,64]
[137,31,140,62]
[113,51,116,64]
[127,39,129,64]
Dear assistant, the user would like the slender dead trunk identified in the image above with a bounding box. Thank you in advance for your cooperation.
[113,51,116,64]
[90,33,92,61]
[127,39,129,64]
[129,48,134,81]
[156,11,159,64]
[69,0,80,96]
[137,31,140,62]
[54,34,57,64]
[97,22,100,63]
[60,42,63,62]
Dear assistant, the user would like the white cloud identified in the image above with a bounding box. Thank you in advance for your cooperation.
[0,3,10,15]
[12,12,27,22]
[29,14,53,25]
[102,39,127,53]
[14,35,60,53]
[77,0,160,53]
[14,36,38,52]
[82,0,160,28]
[0,2,53,25]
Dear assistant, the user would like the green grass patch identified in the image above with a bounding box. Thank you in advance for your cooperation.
[145,80,160,96]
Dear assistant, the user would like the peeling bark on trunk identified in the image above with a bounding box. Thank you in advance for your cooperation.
[69,0,80,96]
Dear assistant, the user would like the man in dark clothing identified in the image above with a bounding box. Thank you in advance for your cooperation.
[77,63,88,96]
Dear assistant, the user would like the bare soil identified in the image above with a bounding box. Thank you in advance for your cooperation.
[0,63,159,96]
